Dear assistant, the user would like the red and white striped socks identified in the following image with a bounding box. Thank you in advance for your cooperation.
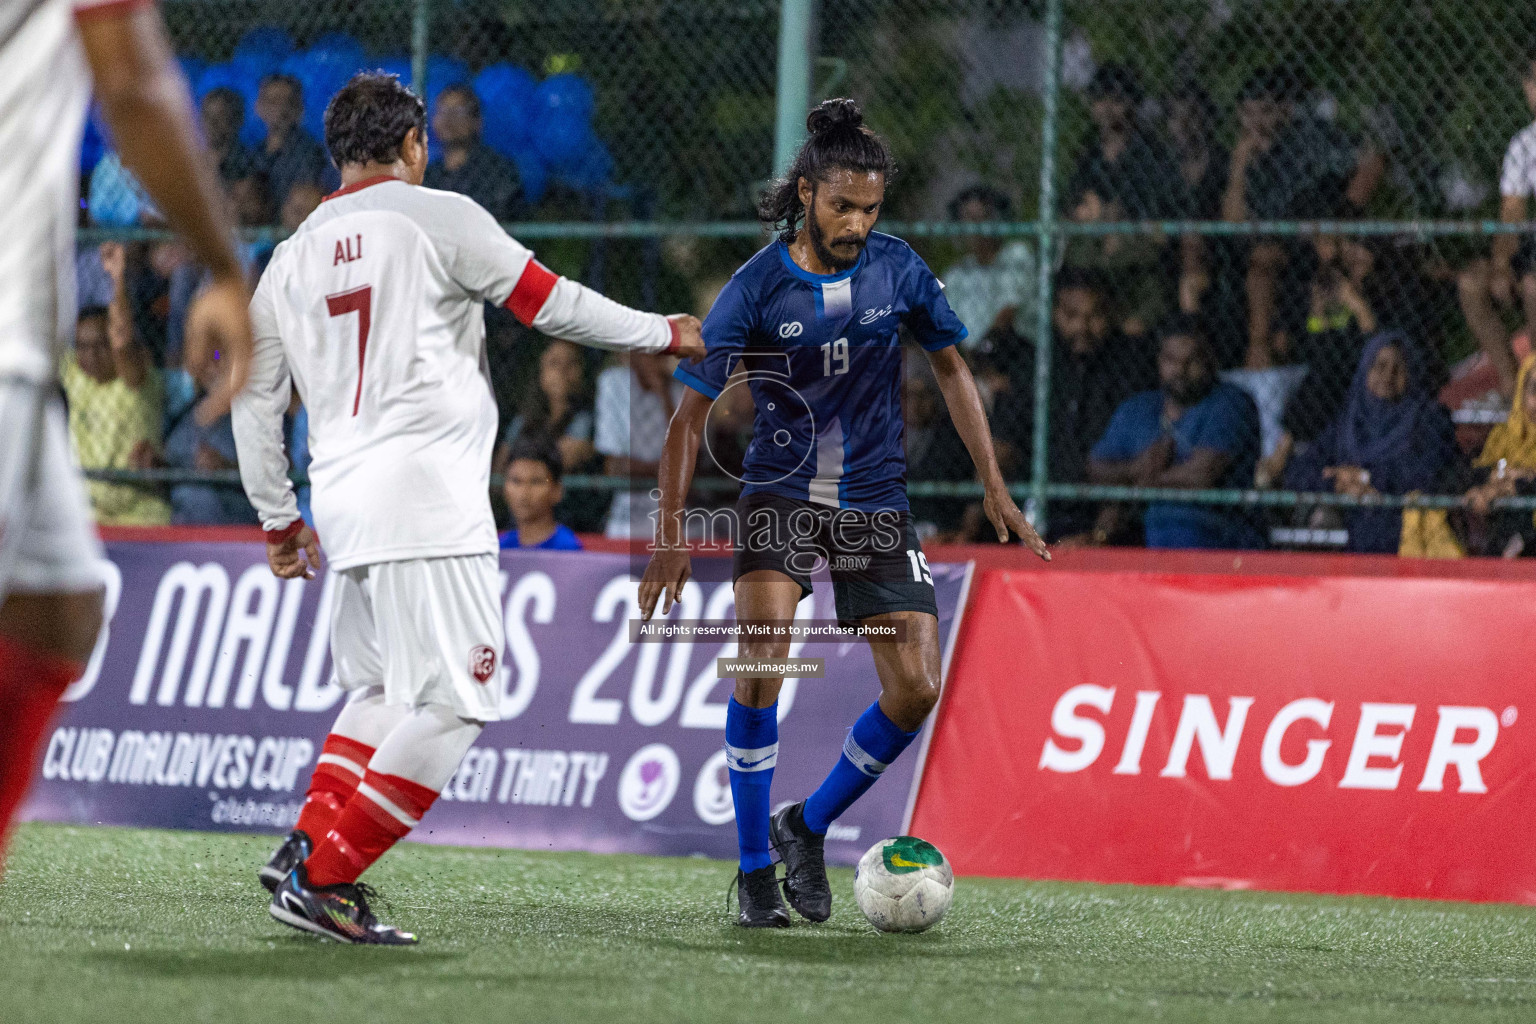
[304,769,440,887]
[293,733,374,843]
[300,701,484,888]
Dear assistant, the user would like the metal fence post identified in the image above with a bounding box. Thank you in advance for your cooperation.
[411,0,430,100]
[773,0,815,177]
[1030,0,1063,535]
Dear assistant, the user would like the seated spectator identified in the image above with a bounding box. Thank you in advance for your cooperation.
[993,268,1156,540]
[156,290,259,525]
[499,439,583,551]
[1064,192,1168,337]
[940,185,1036,351]
[492,338,595,476]
[1258,236,1382,486]
[230,172,276,269]
[1464,354,1536,556]
[1166,82,1242,366]
[1086,321,1263,550]
[1286,333,1462,554]
[160,368,258,525]
[201,86,254,185]
[254,181,324,279]
[59,243,170,525]
[1457,47,1536,400]
[1223,67,1383,368]
[1067,64,1181,228]
[281,181,324,231]
[1063,64,1180,337]
[903,369,971,540]
[594,351,681,539]
[251,73,334,212]
[424,84,524,222]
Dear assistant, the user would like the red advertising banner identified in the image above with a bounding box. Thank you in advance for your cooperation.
[911,554,1536,904]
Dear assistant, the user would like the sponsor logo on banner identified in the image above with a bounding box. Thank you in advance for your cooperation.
[22,544,964,865]
[692,749,734,825]
[1038,686,1503,793]
[618,743,680,821]
[911,562,1536,904]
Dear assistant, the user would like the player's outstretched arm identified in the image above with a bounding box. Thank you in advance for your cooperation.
[527,273,706,361]
[442,197,706,360]
[79,2,253,399]
[925,345,1049,560]
[638,389,713,620]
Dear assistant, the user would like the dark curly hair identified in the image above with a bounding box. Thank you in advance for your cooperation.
[323,72,426,169]
[757,98,896,244]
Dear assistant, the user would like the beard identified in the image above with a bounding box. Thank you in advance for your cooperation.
[1165,374,1214,408]
[807,207,867,271]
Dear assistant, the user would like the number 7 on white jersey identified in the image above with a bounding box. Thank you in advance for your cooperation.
[326,284,373,416]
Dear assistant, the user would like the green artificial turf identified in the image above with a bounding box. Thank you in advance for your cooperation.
[3,823,1536,1023]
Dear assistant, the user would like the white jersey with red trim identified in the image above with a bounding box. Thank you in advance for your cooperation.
[0,0,143,384]
[233,176,677,571]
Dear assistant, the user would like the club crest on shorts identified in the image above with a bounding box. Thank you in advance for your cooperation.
[468,645,498,684]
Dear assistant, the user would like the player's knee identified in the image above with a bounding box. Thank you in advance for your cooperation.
[908,678,941,719]
[887,673,940,727]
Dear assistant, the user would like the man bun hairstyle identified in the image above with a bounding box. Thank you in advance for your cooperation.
[757,97,896,243]
[323,72,426,169]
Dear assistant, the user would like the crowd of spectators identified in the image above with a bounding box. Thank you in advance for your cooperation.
[65,40,1536,558]
[910,53,1536,557]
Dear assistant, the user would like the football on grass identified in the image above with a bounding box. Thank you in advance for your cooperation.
[853,836,953,932]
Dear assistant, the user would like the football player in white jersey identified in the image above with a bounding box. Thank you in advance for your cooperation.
[0,0,252,867]
[233,72,704,944]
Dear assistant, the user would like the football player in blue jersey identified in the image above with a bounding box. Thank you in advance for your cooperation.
[638,98,1049,926]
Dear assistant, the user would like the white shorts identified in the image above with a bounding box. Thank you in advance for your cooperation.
[328,553,504,722]
[0,381,106,602]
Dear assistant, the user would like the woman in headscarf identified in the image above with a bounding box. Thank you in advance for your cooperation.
[1465,354,1536,556]
[1286,332,1463,553]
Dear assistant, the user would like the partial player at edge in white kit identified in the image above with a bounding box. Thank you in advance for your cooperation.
[232,71,704,944]
[0,0,253,867]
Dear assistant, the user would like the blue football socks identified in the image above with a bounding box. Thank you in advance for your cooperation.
[802,700,920,834]
[725,697,779,873]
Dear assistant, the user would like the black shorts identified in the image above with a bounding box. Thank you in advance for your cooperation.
[731,491,939,625]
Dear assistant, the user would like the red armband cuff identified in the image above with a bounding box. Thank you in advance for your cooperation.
[264,520,307,546]
[504,260,560,326]
[665,317,682,355]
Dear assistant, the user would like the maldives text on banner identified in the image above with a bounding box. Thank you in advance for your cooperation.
[23,543,970,866]
[911,561,1536,904]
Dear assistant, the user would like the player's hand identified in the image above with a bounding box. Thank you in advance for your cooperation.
[638,545,692,620]
[183,273,255,417]
[267,524,323,580]
[982,483,1050,561]
[667,314,706,361]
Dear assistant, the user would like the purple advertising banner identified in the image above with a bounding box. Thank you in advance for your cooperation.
[22,543,969,865]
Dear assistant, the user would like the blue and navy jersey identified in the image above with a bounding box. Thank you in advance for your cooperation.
[674,233,967,511]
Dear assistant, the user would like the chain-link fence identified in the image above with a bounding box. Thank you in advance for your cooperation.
[71,0,1536,555]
